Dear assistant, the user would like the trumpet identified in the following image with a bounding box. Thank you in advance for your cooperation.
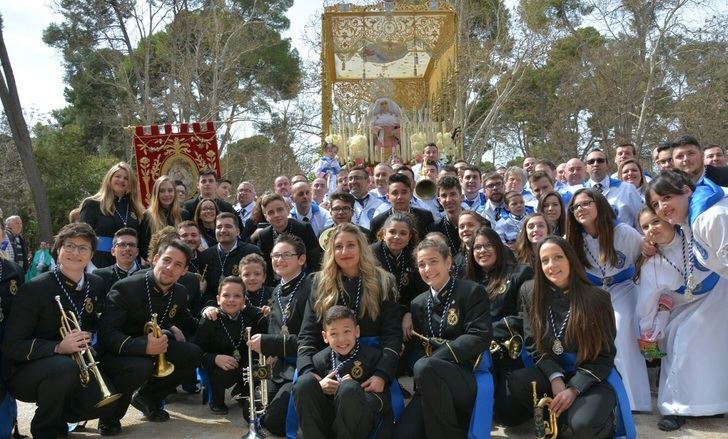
[532,381,558,439]
[144,313,175,378]
[243,327,271,439]
[54,295,122,408]
[414,178,437,201]
[491,335,524,360]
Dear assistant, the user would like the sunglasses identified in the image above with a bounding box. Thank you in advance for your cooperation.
[587,158,606,165]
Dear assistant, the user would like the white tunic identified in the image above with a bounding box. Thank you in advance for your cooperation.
[583,223,651,411]
[352,194,384,230]
[684,196,728,280]
[636,232,728,416]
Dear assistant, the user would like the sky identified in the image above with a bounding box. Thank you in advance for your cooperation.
[1,0,320,121]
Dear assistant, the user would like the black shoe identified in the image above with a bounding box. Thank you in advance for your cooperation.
[98,419,121,436]
[658,415,686,431]
[131,391,170,422]
[209,402,229,415]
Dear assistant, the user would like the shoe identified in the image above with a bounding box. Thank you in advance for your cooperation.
[98,419,121,436]
[131,391,170,422]
[658,415,686,431]
[209,402,229,415]
[182,383,201,394]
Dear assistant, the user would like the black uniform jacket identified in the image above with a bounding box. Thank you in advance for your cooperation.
[133,268,202,317]
[246,286,274,310]
[519,282,616,394]
[257,220,322,285]
[260,272,311,382]
[199,241,262,307]
[297,273,401,384]
[194,306,266,371]
[80,197,140,268]
[0,259,24,326]
[312,344,383,385]
[369,207,434,243]
[409,278,492,368]
[369,241,426,313]
[2,271,105,372]
[477,263,533,343]
[98,271,197,357]
[93,264,138,299]
[428,215,461,258]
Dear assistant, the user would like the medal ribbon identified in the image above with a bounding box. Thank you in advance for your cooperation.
[52,268,91,328]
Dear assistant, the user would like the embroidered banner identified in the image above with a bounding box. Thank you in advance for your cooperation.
[132,122,221,206]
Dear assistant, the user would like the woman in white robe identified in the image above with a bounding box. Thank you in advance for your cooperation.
[636,208,728,431]
[566,188,651,412]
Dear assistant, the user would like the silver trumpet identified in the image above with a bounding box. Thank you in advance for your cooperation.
[243,327,271,439]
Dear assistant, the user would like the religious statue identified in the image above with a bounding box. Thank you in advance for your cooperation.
[369,97,401,162]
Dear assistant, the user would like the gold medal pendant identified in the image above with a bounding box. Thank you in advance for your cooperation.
[84,298,94,314]
[552,339,564,355]
[9,280,17,295]
[169,304,178,318]
[232,264,239,275]
[447,308,458,326]
[401,273,409,286]
[351,361,364,379]
[233,349,241,361]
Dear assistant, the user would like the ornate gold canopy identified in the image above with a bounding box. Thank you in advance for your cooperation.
[321,1,460,163]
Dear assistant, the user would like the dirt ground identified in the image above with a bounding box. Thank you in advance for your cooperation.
[16,376,728,438]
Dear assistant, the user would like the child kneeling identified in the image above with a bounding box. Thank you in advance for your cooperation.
[295,306,389,439]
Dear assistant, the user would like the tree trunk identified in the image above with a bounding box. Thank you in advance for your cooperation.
[0,17,53,242]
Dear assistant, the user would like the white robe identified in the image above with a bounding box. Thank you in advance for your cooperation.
[636,232,728,416]
[583,223,651,411]
[684,196,728,280]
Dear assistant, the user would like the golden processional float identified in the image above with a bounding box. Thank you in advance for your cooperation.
[321,0,461,166]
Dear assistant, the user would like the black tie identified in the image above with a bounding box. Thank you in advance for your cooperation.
[594,183,604,194]
[302,216,309,223]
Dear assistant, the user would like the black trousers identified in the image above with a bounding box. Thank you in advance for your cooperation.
[261,380,293,437]
[7,354,147,439]
[294,373,385,439]
[508,367,616,439]
[395,357,476,439]
[492,353,530,426]
[108,338,202,406]
[207,365,242,405]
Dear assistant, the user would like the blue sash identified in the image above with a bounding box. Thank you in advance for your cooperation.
[689,176,725,227]
[467,351,495,439]
[676,272,720,297]
[96,236,113,253]
[587,266,635,288]
[559,353,636,439]
[286,369,300,439]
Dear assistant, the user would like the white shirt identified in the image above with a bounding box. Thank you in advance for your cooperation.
[289,202,333,236]
[234,202,255,223]
[353,194,384,230]
[586,177,644,228]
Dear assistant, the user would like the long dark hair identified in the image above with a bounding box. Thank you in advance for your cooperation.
[565,188,617,268]
[465,226,512,297]
[531,236,615,363]
[538,190,565,235]
[513,213,550,266]
[646,170,695,213]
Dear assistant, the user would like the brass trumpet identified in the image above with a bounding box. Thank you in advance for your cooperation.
[144,313,175,377]
[54,295,122,408]
[414,178,437,201]
[532,381,558,439]
[243,327,271,439]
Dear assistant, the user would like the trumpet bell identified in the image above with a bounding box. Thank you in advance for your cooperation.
[503,335,523,360]
[95,391,123,408]
[319,227,335,250]
[153,358,175,378]
[414,178,437,201]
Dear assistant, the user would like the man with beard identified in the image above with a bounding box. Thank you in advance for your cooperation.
[479,173,507,226]
[671,135,728,186]
[348,166,383,231]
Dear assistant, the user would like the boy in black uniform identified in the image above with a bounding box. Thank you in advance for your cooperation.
[245,234,311,436]
[199,213,261,307]
[396,238,492,439]
[194,276,265,414]
[256,193,322,286]
[2,223,138,437]
[295,305,388,439]
[93,227,141,293]
[98,238,202,423]
[0,245,23,437]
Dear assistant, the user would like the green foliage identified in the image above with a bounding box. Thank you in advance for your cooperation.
[32,122,117,231]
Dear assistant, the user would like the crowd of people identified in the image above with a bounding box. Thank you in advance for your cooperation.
[0,134,726,438]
